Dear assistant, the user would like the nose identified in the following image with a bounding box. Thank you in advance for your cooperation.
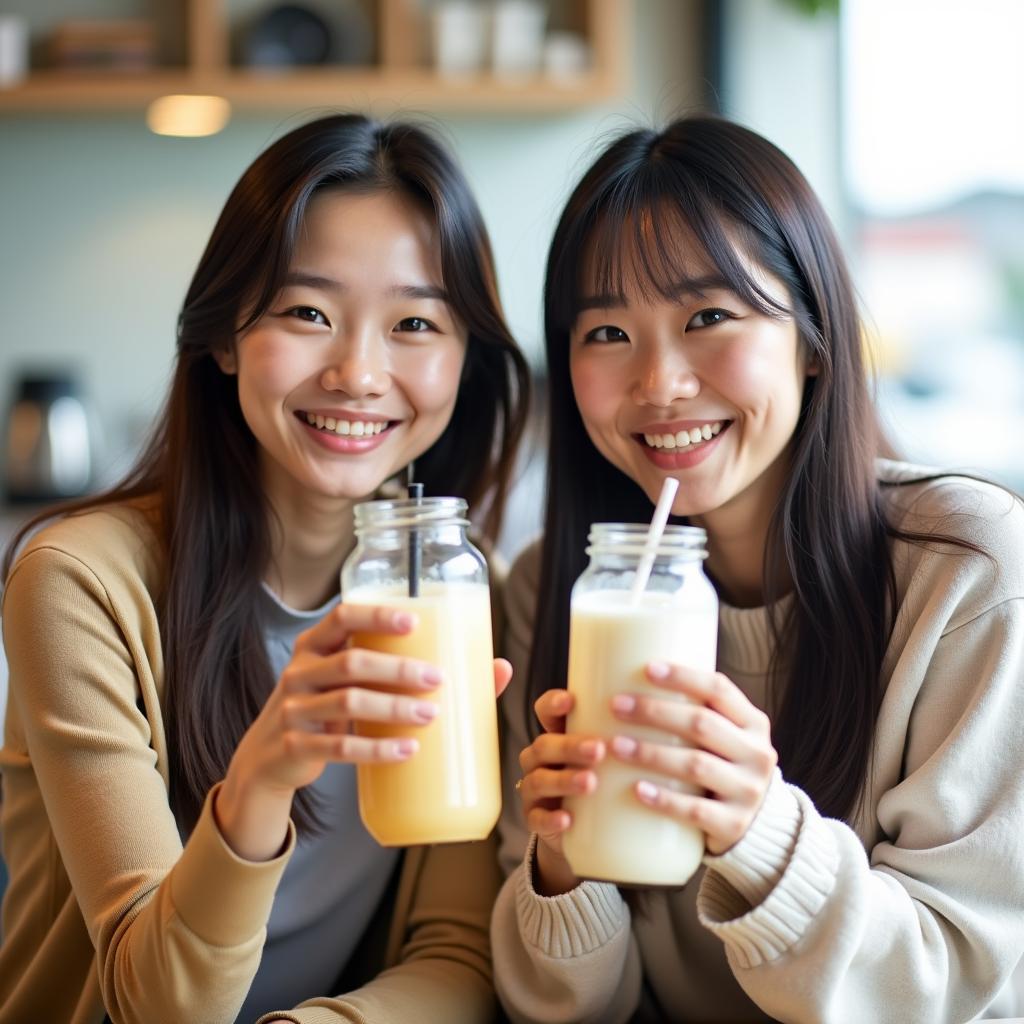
[320,331,390,399]
[631,342,700,407]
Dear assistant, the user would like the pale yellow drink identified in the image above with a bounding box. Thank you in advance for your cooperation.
[345,581,501,847]
[563,587,718,886]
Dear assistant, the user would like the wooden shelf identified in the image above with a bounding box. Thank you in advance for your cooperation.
[0,68,619,114]
[0,0,628,117]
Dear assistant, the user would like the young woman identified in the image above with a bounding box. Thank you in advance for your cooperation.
[0,114,528,1024]
[492,115,1024,1023]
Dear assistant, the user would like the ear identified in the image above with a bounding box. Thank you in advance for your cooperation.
[213,346,237,375]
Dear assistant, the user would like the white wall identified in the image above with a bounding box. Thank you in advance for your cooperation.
[719,0,845,234]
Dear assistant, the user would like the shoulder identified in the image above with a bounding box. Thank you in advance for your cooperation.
[7,497,163,606]
[879,460,1024,623]
[879,459,1024,559]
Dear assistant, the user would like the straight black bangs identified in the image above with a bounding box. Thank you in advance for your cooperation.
[552,160,800,336]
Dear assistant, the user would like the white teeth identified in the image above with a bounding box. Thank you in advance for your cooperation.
[642,421,726,450]
[304,414,389,437]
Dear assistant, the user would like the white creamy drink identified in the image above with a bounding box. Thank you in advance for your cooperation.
[562,525,718,886]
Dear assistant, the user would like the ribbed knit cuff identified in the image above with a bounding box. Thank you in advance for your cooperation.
[171,782,296,948]
[515,834,629,958]
[702,770,800,908]
[697,781,839,968]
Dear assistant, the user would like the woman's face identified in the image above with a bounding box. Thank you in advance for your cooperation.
[569,234,814,526]
[220,189,467,505]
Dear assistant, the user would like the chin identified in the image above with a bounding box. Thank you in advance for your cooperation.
[301,472,381,503]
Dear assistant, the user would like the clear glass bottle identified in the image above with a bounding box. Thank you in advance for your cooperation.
[562,523,718,886]
[341,496,500,846]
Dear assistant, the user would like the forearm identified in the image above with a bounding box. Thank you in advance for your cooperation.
[257,958,495,1024]
[699,783,1024,1023]
[99,784,295,1023]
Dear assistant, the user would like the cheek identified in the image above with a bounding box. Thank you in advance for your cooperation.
[570,357,619,427]
[405,343,466,414]
[716,331,804,420]
[717,347,774,405]
[237,337,308,400]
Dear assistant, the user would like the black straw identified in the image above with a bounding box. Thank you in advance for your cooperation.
[406,463,422,598]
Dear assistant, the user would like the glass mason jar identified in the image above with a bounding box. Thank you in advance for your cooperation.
[340,496,501,846]
[562,523,719,886]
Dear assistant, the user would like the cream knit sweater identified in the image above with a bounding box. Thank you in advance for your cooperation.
[492,463,1024,1023]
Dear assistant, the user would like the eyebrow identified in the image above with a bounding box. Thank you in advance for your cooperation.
[576,274,736,312]
[283,273,449,303]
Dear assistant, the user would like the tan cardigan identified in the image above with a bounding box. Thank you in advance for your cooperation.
[0,500,501,1024]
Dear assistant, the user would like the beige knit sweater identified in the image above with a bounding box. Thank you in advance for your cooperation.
[0,499,501,1024]
[492,462,1024,1023]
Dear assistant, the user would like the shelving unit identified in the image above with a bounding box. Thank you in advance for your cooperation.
[0,0,629,115]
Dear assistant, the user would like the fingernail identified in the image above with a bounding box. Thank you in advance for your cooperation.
[611,694,636,713]
[421,666,443,685]
[413,702,437,722]
[573,771,592,792]
[611,736,637,757]
[392,612,414,630]
[395,739,418,757]
[579,739,603,759]
[647,661,670,679]
[636,780,658,802]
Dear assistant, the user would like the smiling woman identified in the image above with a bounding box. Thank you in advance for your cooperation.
[0,114,528,1024]
[492,115,1024,1023]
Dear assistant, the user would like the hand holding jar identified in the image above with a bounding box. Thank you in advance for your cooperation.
[521,523,775,893]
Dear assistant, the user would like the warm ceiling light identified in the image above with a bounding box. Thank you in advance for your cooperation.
[146,94,231,137]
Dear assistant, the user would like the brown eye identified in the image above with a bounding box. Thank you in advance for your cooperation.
[395,317,437,333]
[687,308,731,329]
[288,306,328,325]
[585,325,629,343]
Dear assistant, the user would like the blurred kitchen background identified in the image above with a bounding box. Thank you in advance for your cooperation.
[1,0,1023,685]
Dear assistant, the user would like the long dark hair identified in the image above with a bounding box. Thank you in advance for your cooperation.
[529,115,973,822]
[5,114,529,834]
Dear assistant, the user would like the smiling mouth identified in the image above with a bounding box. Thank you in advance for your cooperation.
[637,420,731,451]
[296,411,395,438]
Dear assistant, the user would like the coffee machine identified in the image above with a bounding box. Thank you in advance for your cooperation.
[3,373,93,503]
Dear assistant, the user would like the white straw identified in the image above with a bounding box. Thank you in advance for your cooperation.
[630,477,679,603]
